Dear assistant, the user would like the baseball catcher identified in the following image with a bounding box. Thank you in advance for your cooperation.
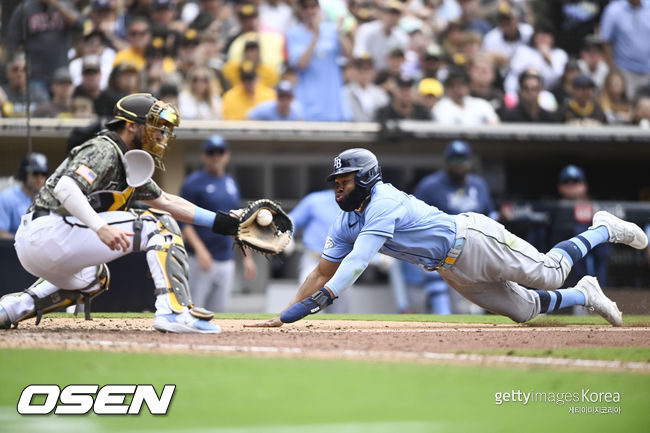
[247,148,648,328]
[0,93,292,333]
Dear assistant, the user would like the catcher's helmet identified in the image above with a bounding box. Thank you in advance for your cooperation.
[326,148,381,188]
[17,153,49,181]
[106,93,180,170]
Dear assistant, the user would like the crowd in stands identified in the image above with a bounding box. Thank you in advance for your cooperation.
[1,0,650,126]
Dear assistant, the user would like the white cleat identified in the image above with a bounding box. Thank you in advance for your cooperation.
[574,276,622,327]
[153,311,221,334]
[591,211,648,250]
[0,305,11,329]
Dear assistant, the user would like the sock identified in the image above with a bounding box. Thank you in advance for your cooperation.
[535,289,586,313]
[425,279,451,315]
[549,226,609,266]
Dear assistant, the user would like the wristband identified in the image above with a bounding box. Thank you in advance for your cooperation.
[193,206,217,227]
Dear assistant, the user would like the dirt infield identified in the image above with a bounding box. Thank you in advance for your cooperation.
[1,318,649,371]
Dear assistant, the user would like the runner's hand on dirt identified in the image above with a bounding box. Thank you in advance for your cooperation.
[243,316,283,328]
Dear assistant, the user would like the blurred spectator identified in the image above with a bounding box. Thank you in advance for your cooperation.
[113,16,152,71]
[558,74,607,124]
[70,96,95,118]
[550,59,581,108]
[0,153,49,239]
[1,54,50,117]
[178,66,223,120]
[150,0,185,41]
[353,0,409,71]
[409,140,495,314]
[343,55,390,122]
[286,0,350,121]
[375,74,431,122]
[418,77,444,115]
[554,165,610,289]
[501,68,558,122]
[226,3,285,73]
[419,44,447,82]
[5,0,81,91]
[144,35,177,75]
[72,54,114,116]
[505,24,568,95]
[433,67,500,124]
[247,80,302,120]
[85,0,127,51]
[180,135,257,312]
[176,29,201,78]
[190,0,236,38]
[69,27,116,90]
[632,96,650,127]
[259,0,296,33]
[468,53,503,114]
[158,82,180,106]
[599,69,633,125]
[481,1,533,71]
[106,62,141,101]
[577,35,609,90]
[33,68,75,118]
[222,61,275,120]
[457,0,491,35]
[383,47,407,80]
[223,38,279,88]
[600,0,650,101]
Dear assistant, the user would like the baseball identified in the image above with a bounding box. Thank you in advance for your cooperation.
[257,208,273,226]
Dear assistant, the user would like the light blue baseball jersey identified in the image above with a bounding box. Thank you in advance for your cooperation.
[0,185,33,234]
[289,189,340,252]
[322,182,456,295]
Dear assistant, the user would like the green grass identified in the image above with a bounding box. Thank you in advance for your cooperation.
[49,312,650,326]
[0,348,648,432]
[468,347,650,362]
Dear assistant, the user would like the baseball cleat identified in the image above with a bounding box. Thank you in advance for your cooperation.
[0,305,11,329]
[591,211,648,250]
[574,276,622,327]
[153,311,221,334]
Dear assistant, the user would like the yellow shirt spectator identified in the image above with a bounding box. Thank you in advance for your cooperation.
[223,60,279,88]
[222,82,276,120]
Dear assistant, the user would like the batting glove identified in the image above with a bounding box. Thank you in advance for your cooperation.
[280,288,335,323]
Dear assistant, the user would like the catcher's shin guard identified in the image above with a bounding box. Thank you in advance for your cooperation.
[146,209,213,320]
[2,264,110,327]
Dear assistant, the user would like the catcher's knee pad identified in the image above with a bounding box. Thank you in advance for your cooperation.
[7,264,110,327]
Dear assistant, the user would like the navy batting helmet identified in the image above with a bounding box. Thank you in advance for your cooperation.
[326,148,382,188]
[17,153,49,181]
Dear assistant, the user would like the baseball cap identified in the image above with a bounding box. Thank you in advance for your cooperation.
[82,54,101,72]
[179,29,199,46]
[424,43,444,60]
[353,53,373,68]
[275,80,294,95]
[91,0,112,11]
[240,61,257,81]
[113,61,138,74]
[244,39,260,50]
[388,47,405,58]
[418,78,443,97]
[153,0,175,10]
[572,74,596,89]
[238,3,258,18]
[384,0,402,13]
[558,165,585,183]
[444,66,470,86]
[582,34,604,51]
[444,140,472,159]
[52,67,73,84]
[202,135,228,153]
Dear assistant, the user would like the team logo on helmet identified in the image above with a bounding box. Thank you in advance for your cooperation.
[333,157,342,170]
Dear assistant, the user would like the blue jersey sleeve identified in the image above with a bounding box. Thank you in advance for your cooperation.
[0,193,12,232]
[321,215,355,262]
[360,197,406,238]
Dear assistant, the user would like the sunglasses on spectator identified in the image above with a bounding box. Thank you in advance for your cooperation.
[521,85,541,92]
[192,76,209,82]
[560,178,583,184]
[83,69,101,74]
[205,148,226,156]
[11,66,26,72]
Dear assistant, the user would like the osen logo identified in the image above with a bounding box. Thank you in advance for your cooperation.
[17,384,175,415]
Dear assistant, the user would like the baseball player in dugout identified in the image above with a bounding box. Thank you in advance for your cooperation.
[247,148,648,328]
[0,93,251,334]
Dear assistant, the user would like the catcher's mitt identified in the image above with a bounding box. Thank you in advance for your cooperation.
[235,199,293,255]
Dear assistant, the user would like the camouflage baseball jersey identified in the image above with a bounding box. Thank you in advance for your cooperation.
[31,131,162,214]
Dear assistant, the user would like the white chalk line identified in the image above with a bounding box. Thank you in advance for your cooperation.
[1,334,648,372]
